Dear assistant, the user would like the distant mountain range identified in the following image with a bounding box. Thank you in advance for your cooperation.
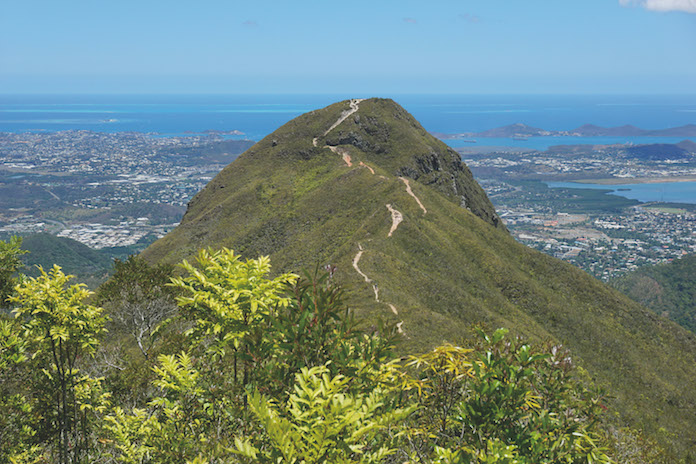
[434,123,696,139]
[141,98,696,459]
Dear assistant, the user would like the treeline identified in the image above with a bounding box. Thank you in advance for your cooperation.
[0,239,668,463]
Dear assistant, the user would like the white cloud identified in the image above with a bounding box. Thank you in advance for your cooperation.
[620,0,696,13]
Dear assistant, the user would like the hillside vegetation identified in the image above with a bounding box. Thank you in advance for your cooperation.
[15,233,160,288]
[612,254,696,333]
[141,98,696,460]
[3,247,654,462]
[19,233,113,285]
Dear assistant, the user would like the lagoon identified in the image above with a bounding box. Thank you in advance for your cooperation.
[3,94,696,145]
[545,180,696,204]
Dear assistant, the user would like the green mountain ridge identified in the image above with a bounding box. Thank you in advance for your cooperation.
[17,233,157,289]
[612,254,696,333]
[142,98,696,459]
[20,233,112,278]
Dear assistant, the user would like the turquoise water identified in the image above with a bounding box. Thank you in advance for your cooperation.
[546,181,696,204]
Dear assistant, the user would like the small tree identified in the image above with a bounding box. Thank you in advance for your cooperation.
[264,268,397,397]
[0,236,27,309]
[400,329,613,464]
[0,318,45,463]
[169,248,297,387]
[104,352,220,464]
[95,256,178,359]
[10,265,108,464]
[234,364,414,464]
[105,249,297,463]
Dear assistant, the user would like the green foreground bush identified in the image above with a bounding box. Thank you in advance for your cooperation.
[0,243,663,463]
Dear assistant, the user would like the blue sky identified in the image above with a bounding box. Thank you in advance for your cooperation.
[1,0,695,94]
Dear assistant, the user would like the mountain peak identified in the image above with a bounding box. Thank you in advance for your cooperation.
[274,98,503,228]
[144,97,504,290]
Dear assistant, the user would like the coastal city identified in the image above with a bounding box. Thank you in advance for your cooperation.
[0,130,252,249]
[466,141,696,280]
[497,203,695,280]
[1,130,695,279]
[461,140,696,181]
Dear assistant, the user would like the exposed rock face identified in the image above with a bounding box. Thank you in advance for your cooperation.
[322,98,505,230]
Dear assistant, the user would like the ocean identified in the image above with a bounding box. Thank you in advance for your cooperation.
[1,94,696,150]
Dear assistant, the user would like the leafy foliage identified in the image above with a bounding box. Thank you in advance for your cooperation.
[9,265,109,464]
[398,329,612,464]
[0,317,43,462]
[105,249,301,463]
[0,248,672,463]
[234,364,414,464]
[0,235,27,308]
[263,267,397,397]
[95,255,178,359]
[104,352,226,464]
[170,248,297,361]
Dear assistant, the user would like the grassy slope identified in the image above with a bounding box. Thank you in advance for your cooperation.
[612,254,696,333]
[142,99,696,459]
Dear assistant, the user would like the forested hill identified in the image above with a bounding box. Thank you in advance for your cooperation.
[612,254,696,333]
[19,233,113,284]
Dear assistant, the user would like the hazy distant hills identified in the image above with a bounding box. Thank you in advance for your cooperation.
[571,124,648,137]
[471,123,547,138]
[436,122,696,139]
[677,139,696,151]
[142,98,696,458]
[566,123,696,137]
